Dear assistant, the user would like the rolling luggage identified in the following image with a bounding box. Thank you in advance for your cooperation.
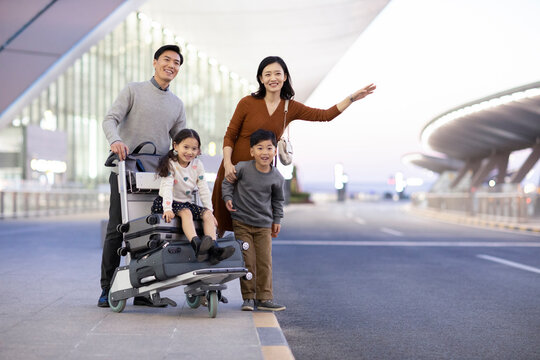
[129,234,244,287]
[119,214,203,254]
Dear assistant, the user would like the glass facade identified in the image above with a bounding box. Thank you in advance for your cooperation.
[1,12,253,189]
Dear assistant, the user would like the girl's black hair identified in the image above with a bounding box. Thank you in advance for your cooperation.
[251,56,295,100]
[156,128,201,177]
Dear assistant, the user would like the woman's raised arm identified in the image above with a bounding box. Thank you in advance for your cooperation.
[336,83,376,112]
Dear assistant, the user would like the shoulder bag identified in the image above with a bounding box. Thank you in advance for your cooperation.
[277,100,293,165]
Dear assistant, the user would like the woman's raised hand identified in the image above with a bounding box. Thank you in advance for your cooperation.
[337,83,376,112]
[350,83,376,102]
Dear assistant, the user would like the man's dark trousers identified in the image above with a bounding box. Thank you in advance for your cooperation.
[101,173,123,291]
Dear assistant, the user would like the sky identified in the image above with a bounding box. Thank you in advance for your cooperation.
[288,0,540,191]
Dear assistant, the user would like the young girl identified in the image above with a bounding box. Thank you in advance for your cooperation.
[152,128,234,265]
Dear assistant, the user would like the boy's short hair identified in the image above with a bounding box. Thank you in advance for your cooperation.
[154,45,184,65]
[250,129,277,147]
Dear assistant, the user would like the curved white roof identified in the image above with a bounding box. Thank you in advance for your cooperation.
[0,0,389,127]
[421,82,540,160]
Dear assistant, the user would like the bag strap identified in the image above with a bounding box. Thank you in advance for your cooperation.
[131,141,157,155]
[283,99,290,140]
[275,100,290,167]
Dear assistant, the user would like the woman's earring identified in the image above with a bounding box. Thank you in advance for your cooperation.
[173,149,178,156]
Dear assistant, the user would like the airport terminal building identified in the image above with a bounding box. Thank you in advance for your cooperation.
[0,11,251,188]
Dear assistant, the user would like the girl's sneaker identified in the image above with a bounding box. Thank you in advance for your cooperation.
[208,243,235,265]
[255,300,286,311]
[191,236,213,262]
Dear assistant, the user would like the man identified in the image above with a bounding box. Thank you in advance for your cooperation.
[98,45,186,307]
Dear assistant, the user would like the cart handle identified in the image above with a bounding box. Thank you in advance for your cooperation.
[104,152,119,167]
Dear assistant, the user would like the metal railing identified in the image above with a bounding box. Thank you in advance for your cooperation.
[411,191,538,223]
[0,189,109,219]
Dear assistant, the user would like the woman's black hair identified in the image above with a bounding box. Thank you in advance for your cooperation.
[251,56,295,100]
[156,128,201,177]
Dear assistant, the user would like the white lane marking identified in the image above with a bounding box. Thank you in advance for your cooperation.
[354,217,366,225]
[380,227,403,237]
[477,254,540,274]
[273,240,540,247]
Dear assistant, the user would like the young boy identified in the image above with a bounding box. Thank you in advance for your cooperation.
[222,129,286,311]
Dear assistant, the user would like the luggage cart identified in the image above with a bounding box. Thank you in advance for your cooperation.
[106,156,249,318]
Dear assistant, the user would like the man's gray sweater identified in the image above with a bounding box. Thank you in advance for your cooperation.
[102,79,186,156]
[222,160,285,228]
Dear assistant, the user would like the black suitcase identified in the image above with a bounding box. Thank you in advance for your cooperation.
[129,234,244,287]
[120,213,204,253]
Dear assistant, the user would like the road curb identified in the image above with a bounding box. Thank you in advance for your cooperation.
[253,312,294,360]
[409,207,540,234]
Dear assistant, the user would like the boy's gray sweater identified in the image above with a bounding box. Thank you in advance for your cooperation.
[222,160,285,228]
[102,80,186,156]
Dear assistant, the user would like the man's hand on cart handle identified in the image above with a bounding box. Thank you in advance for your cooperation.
[111,141,129,161]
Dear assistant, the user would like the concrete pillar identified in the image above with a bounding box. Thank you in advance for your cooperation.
[450,160,481,189]
[496,152,509,184]
[510,142,540,184]
[470,152,509,189]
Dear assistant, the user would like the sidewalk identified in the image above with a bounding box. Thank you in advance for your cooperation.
[0,213,293,360]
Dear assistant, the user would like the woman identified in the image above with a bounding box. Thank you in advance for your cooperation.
[211,56,375,235]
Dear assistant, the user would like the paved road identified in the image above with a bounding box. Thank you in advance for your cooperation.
[274,201,540,360]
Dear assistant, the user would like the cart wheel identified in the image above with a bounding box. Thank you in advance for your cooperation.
[147,214,160,225]
[186,294,201,309]
[108,291,126,313]
[207,291,218,318]
[117,223,130,233]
